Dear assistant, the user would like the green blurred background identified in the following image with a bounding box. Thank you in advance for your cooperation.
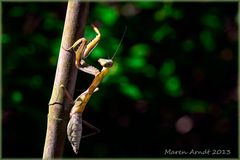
[2,2,238,158]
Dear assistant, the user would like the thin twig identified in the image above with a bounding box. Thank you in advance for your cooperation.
[43,1,89,159]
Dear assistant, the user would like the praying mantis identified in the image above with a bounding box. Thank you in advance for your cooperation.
[63,24,126,154]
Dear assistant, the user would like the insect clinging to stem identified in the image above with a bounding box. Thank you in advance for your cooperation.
[64,24,127,154]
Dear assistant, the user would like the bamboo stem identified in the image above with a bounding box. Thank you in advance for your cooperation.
[43,1,89,159]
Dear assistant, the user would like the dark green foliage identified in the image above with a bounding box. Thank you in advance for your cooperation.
[2,2,238,158]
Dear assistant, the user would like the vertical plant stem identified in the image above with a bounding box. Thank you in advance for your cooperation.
[43,1,89,159]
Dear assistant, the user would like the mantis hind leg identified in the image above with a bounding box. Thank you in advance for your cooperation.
[81,120,100,138]
[60,84,74,105]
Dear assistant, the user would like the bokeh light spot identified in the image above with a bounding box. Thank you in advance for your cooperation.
[182,40,195,52]
[135,2,156,9]
[94,5,119,26]
[51,38,61,56]
[221,48,233,61]
[2,34,10,44]
[130,44,150,58]
[176,115,193,134]
[11,91,23,103]
[31,75,43,89]
[9,6,24,17]
[143,65,156,78]
[182,99,208,113]
[165,76,181,97]
[119,83,142,100]
[33,34,48,47]
[154,4,181,21]
[153,24,174,42]
[121,4,140,17]
[126,57,146,70]
[172,9,183,20]
[201,14,221,29]
[200,30,215,51]
[159,59,175,77]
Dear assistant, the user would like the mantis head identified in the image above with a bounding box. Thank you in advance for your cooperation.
[98,58,113,68]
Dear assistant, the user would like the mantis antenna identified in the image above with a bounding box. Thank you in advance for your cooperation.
[111,26,128,60]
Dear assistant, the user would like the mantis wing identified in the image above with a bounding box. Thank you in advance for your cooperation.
[67,112,82,154]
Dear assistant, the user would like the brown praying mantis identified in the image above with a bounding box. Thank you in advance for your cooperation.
[62,24,127,154]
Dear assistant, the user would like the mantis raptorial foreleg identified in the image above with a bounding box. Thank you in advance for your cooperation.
[64,24,100,76]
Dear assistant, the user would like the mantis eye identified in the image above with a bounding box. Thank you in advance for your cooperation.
[98,58,113,68]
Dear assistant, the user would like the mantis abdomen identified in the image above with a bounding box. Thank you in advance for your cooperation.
[67,112,83,154]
